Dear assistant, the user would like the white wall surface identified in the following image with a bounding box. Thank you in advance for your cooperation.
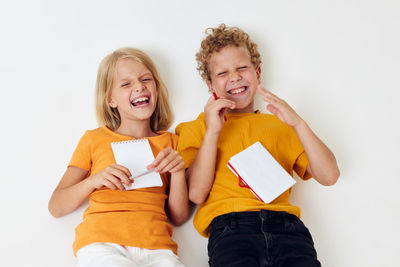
[1,0,399,266]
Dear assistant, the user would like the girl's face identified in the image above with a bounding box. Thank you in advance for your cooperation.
[109,58,158,124]
[207,45,261,113]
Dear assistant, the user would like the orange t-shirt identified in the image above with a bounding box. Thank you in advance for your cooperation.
[69,126,178,255]
[176,112,311,237]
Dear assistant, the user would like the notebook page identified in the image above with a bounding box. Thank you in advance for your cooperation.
[111,139,163,190]
[228,141,296,203]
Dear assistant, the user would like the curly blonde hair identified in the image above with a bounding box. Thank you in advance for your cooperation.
[196,23,262,82]
[95,47,173,132]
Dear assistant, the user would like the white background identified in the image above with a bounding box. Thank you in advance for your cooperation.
[1,0,399,266]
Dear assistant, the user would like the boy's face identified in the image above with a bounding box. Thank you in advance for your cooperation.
[207,45,261,113]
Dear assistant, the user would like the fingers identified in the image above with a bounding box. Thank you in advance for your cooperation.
[168,160,185,173]
[205,96,236,123]
[93,164,132,191]
[151,148,185,173]
[258,86,292,116]
[102,173,125,191]
[158,155,185,173]
[206,95,236,110]
[215,98,236,110]
[257,86,282,104]
[206,95,215,105]
[149,148,172,170]
[258,86,303,127]
[108,164,132,186]
[266,104,280,116]
[156,149,180,172]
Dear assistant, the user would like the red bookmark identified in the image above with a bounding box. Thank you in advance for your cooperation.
[212,92,227,121]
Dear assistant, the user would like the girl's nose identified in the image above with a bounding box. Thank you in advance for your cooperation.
[134,83,145,93]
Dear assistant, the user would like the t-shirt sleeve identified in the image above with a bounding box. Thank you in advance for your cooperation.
[171,133,179,150]
[175,122,203,169]
[293,151,312,180]
[280,122,312,180]
[68,131,92,171]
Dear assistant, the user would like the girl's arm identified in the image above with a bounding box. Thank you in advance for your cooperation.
[148,148,189,226]
[48,166,91,218]
[185,131,219,204]
[257,86,340,186]
[167,170,189,226]
[186,96,236,204]
[48,164,132,218]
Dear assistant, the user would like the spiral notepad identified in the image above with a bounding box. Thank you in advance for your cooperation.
[111,139,163,190]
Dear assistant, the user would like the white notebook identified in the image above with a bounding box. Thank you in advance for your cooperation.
[110,139,163,190]
[227,141,296,203]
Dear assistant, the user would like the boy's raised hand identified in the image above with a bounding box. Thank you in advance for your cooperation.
[204,95,236,134]
[257,86,303,128]
[147,148,185,174]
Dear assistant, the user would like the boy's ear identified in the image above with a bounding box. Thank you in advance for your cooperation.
[256,66,262,84]
[206,80,215,93]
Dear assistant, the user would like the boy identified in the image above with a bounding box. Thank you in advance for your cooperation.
[176,24,340,266]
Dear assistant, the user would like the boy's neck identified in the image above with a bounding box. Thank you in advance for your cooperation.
[226,103,255,114]
[115,120,157,138]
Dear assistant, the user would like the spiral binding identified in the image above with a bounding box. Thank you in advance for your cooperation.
[111,139,148,145]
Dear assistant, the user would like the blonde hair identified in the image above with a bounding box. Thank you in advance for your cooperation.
[196,23,262,82]
[95,47,173,131]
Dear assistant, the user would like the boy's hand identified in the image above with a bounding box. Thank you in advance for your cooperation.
[88,164,132,191]
[147,148,185,174]
[204,95,236,134]
[257,86,303,128]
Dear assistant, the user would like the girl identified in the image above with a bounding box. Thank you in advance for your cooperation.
[48,47,189,267]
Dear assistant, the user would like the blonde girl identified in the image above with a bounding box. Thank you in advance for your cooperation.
[49,47,189,267]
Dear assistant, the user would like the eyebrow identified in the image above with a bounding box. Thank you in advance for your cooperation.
[141,72,153,77]
[118,78,131,84]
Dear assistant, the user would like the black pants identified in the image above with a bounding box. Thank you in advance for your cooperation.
[208,210,321,267]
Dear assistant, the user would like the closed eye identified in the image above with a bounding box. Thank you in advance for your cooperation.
[238,66,248,70]
[217,71,227,76]
[121,83,130,87]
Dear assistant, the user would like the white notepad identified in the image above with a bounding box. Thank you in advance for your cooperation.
[227,141,296,203]
[111,139,163,190]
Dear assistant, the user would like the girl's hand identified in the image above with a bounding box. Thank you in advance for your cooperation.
[204,95,236,134]
[88,164,132,191]
[147,148,185,174]
[257,86,303,128]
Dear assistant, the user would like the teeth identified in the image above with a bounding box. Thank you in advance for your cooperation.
[229,87,246,94]
[132,97,149,104]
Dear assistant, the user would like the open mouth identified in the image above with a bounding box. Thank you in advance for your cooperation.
[227,86,248,95]
[131,96,150,107]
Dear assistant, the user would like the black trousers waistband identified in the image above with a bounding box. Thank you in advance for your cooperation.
[210,210,299,229]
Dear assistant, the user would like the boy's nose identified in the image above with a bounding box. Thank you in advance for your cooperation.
[229,71,241,83]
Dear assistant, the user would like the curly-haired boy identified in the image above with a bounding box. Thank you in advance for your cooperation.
[176,24,340,266]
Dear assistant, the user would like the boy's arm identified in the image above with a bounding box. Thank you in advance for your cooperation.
[258,86,340,186]
[186,96,236,204]
[293,121,340,185]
